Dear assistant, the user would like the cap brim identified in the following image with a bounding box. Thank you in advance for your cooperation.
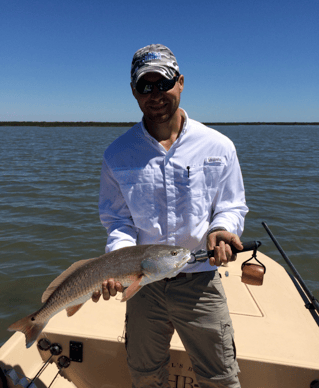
[133,66,175,87]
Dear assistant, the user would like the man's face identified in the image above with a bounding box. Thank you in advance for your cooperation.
[131,72,184,125]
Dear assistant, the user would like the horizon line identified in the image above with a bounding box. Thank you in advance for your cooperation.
[1,121,319,127]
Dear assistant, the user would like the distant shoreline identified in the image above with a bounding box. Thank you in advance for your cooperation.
[1,121,318,127]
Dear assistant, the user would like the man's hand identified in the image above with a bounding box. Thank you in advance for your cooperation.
[207,230,243,267]
[92,279,124,303]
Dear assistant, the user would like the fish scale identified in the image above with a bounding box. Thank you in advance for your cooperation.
[8,244,191,348]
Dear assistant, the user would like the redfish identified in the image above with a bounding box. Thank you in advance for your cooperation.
[8,245,191,348]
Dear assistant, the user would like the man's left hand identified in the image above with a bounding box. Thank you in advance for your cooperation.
[207,230,243,266]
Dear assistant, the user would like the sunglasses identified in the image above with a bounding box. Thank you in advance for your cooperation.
[136,74,180,95]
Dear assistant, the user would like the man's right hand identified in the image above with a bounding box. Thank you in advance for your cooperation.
[207,230,243,267]
[92,279,124,302]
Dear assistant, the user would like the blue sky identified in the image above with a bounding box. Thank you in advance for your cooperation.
[1,0,318,123]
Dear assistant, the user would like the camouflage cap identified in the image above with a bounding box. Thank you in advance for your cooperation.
[131,44,179,88]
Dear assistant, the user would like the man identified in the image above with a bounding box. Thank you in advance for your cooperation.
[93,44,248,388]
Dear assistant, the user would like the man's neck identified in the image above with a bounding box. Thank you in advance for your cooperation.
[143,108,185,151]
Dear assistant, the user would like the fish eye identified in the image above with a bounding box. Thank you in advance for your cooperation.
[171,250,178,256]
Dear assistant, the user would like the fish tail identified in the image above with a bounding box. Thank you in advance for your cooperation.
[8,313,47,348]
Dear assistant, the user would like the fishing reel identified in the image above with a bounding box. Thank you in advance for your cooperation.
[191,240,265,286]
[240,241,265,286]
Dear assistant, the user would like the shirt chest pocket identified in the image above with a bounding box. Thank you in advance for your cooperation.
[174,166,205,197]
[113,169,155,219]
[174,162,225,216]
[174,162,224,195]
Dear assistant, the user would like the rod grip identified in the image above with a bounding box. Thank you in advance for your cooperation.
[233,240,262,254]
[208,240,261,257]
[194,241,262,261]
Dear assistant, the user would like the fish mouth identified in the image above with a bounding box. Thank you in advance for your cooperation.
[174,253,192,269]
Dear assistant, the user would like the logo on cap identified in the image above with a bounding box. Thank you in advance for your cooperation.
[142,52,162,62]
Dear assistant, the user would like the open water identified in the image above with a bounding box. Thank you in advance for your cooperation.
[0,124,318,345]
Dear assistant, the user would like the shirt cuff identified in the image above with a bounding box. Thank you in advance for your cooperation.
[207,227,228,237]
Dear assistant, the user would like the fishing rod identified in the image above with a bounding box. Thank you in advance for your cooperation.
[262,221,319,315]
[190,240,265,286]
[190,240,262,262]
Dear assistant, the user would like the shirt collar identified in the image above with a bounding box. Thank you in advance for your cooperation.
[140,108,189,145]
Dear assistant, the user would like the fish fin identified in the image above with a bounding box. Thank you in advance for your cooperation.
[121,277,143,302]
[42,258,93,303]
[8,313,46,349]
[66,303,84,317]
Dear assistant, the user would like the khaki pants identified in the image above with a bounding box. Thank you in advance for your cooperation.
[126,271,240,388]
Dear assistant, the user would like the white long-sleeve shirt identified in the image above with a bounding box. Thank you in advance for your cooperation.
[99,110,248,273]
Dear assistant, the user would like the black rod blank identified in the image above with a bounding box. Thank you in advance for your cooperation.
[262,221,319,314]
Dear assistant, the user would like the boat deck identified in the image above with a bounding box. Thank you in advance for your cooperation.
[1,251,318,387]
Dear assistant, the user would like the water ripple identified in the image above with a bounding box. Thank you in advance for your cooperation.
[0,125,318,345]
